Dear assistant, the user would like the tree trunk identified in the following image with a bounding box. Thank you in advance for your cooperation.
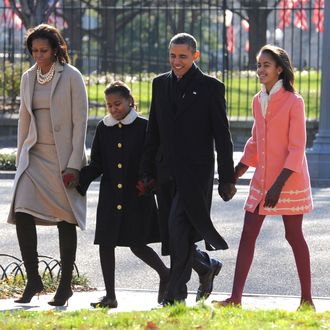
[246,8,268,68]
[241,0,270,69]
[100,0,117,73]
[62,0,84,70]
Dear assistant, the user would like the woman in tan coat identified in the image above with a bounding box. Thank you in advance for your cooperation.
[7,24,88,306]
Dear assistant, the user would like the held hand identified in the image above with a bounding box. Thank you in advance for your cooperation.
[264,183,283,208]
[218,183,237,202]
[234,162,249,182]
[136,177,156,196]
[62,168,79,189]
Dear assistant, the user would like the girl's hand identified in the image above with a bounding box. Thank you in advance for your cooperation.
[234,162,249,182]
[136,177,156,196]
[62,168,79,188]
[264,183,283,208]
[264,168,294,208]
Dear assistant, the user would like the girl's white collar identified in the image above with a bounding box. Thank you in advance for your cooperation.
[103,108,138,127]
[260,79,283,118]
[261,79,283,95]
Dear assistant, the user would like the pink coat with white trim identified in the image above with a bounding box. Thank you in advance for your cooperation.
[240,87,313,215]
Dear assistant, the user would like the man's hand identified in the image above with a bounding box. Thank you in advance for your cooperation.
[218,182,237,202]
[62,168,79,188]
[136,177,156,196]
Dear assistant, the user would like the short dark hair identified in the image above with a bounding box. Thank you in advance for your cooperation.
[26,24,70,65]
[104,81,135,108]
[169,33,197,53]
[257,44,295,93]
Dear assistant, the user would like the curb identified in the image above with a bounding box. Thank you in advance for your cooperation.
[0,171,15,179]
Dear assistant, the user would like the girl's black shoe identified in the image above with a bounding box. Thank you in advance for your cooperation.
[90,296,118,308]
[14,278,44,304]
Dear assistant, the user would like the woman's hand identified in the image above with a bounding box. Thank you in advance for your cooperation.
[62,168,79,188]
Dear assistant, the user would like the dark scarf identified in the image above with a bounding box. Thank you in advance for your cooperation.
[170,63,198,114]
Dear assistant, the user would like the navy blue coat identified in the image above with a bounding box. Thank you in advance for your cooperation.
[78,117,160,247]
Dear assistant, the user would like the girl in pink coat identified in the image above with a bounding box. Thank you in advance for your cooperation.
[214,45,314,310]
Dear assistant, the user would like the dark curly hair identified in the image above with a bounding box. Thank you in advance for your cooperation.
[25,24,70,65]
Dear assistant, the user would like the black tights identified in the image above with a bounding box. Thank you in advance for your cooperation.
[99,245,169,299]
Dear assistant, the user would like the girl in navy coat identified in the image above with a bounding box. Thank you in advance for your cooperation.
[77,81,169,308]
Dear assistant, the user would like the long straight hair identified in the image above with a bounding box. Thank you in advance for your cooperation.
[257,44,295,93]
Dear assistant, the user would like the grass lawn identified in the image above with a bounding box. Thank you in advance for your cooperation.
[0,303,328,329]
[87,70,321,119]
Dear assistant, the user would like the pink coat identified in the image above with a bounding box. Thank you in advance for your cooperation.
[240,87,313,215]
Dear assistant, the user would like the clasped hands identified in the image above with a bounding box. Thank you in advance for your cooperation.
[218,162,249,202]
[218,182,236,201]
[136,176,156,196]
[62,167,79,189]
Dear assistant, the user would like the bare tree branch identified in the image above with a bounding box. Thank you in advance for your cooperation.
[8,0,30,27]
[45,0,61,19]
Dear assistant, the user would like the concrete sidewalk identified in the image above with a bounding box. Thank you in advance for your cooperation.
[1,289,329,313]
[1,149,329,315]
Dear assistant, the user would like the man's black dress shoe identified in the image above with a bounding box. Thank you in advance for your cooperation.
[160,298,186,307]
[90,296,118,308]
[196,259,222,301]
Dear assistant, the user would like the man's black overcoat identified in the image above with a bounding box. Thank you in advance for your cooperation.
[142,66,235,253]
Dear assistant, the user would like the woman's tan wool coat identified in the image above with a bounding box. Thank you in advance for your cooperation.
[7,61,88,229]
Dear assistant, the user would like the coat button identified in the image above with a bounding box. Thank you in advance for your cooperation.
[117,183,123,189]
[118,123,122,128]
[117,204,122,210]
[54,125,61,132]
[117,143,122,148]
[117,163,122,168]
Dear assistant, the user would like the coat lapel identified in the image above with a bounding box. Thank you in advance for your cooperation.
[26,64,37,115]
[50,61,64,99]
[175,68,203,118]
[162,72,175,120]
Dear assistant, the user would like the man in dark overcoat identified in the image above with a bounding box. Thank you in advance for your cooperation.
[141,33,236,304]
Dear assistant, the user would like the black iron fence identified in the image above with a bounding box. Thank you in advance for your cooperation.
[0,0,324,119]
[0,253,79,282]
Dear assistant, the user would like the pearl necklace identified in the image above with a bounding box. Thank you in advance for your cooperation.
[36,62,56,84]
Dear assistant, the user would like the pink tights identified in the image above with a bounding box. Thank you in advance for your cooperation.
[228,209,313,305]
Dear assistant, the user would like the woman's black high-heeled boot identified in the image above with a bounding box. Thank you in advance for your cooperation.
[48,222,77,307]
[14,276,44,303]
[14,212,44,303]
